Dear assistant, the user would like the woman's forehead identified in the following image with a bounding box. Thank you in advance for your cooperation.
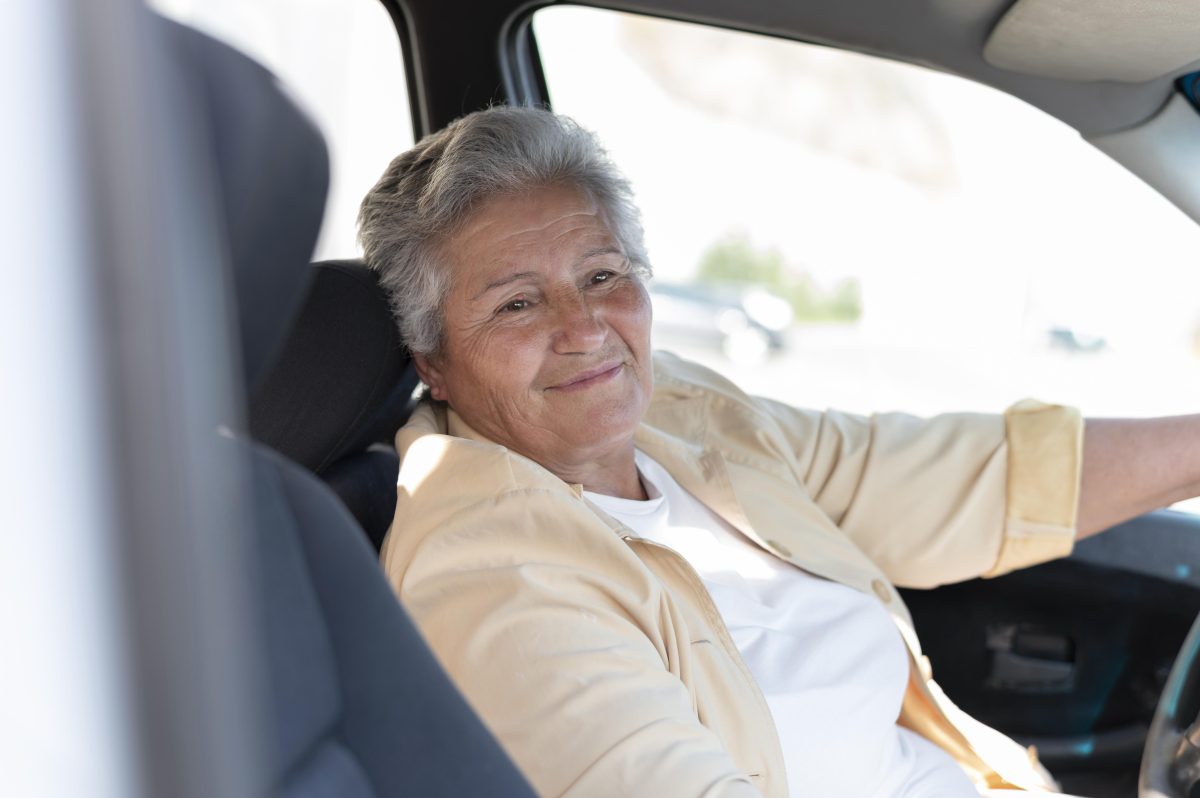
[449,186,622,279]
[460,184,603,243]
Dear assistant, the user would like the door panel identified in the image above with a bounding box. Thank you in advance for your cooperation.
[901,510,1200,792]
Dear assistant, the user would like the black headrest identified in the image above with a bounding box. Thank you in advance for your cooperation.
[168,19,330,391]
[250,260,419,473]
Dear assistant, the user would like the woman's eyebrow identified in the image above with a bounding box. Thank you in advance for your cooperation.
[470,248,624,300]
[471,270,540,301]
[574,246,624,265]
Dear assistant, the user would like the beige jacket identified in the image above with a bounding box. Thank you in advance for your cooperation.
[381,351,1083,798]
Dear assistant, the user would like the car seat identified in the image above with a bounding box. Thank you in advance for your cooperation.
[169,16,536,797]
[250,259,415,551]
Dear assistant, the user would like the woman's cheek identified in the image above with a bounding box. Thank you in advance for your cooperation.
[619,280,653,331]
[489,321,550,367]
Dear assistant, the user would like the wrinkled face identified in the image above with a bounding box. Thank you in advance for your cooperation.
[413,184,653,473]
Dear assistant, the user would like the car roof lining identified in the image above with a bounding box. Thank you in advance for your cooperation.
[554,0,1189,136]
[1088,93,1200,224]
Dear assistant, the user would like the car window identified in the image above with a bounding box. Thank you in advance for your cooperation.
[533,6,1200,513]
[150,0,414,261]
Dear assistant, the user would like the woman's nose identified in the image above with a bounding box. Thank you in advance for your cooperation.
[551,294,606,354]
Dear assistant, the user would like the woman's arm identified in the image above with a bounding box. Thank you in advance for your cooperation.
[1077,415,1200,538]
[749,396,1083,586]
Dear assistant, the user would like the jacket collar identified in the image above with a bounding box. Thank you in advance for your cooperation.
[633,422,764,546]
[400,396,751,517]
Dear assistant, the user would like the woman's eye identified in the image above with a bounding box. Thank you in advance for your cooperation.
[590,270,615,284]
[500,298,528,313]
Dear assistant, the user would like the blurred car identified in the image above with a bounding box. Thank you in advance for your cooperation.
[1049,326,1108,353]
[649,281,792,363]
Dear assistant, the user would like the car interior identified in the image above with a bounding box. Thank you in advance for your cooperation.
[9,0,1200,796]
[170,17,537,797]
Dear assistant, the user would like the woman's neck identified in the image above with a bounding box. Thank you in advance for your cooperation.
[442,404,647,500]
[554,444,646,501]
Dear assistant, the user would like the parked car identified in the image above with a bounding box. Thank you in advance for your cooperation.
[649,281,792,363]
[7,1,1200,797]
[1048,326,1108,353]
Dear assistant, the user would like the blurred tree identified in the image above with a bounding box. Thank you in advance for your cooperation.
[697,234,787,285]
[697,234,862,323]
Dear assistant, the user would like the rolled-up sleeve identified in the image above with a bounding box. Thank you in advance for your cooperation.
[758,397,1083,588]
[986,399,1083,577]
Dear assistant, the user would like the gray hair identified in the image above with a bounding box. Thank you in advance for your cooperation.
[357,106,651,356]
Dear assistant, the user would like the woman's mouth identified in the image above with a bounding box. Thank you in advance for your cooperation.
[548,362,623,392]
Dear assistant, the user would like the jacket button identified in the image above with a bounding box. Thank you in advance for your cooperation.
[766,539,792,558]
[871,579,891,602]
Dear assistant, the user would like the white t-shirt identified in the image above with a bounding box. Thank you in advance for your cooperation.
[585,450,978,798]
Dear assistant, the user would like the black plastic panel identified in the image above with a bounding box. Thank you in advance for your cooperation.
[901,511,1200,783]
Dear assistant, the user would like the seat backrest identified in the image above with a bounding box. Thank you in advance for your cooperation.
[249,259,417,475]
[170,17,536,797]
[250,259,417,548]
[251,448,536,797]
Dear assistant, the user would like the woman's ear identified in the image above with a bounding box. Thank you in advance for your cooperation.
[412,353,449,402]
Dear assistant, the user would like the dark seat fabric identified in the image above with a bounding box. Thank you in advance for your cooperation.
[254,448,536,797]
[321,445,402,552]
[250,260,418,476]
[172,17,328,394]
[168,17,536,798]
[250,259,417,547]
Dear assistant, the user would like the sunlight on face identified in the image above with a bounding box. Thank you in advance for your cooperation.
[414,184,654,477]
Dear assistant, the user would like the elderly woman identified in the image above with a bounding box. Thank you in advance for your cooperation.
[358,107,1200,798]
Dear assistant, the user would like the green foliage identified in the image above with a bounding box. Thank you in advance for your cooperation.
[696,234,862,323]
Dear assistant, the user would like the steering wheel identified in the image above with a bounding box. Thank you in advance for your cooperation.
[1142,613,1200,797]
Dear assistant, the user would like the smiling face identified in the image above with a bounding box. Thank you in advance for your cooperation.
[413,183,654,484]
